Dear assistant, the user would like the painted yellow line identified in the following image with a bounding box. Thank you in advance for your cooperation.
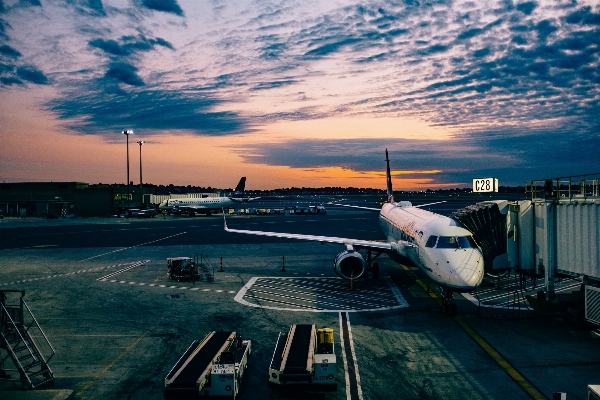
[453,316,546,400]
[74,317,164,397]
[399,263,546,399]
[400,264,438,300]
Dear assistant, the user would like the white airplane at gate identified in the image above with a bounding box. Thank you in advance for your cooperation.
[224,150,484,313]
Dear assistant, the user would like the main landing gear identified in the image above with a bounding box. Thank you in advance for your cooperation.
[439,287,457,316]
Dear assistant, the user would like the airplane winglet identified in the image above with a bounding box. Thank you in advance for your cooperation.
[222,208,229,230]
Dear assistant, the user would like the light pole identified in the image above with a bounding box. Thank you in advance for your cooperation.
[123,130,133,210]
[137,140,144,189]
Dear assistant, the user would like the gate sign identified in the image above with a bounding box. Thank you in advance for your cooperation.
[473,178,498,193]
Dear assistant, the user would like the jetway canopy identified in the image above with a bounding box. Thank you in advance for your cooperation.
[452,173,600,283]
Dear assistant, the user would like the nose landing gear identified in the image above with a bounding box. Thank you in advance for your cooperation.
[440,287,457,315]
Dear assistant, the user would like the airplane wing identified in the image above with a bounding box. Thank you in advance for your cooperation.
[328,200,446,211]
[414,201,446,208]
[223,217,392,250]
[328,203,381,211]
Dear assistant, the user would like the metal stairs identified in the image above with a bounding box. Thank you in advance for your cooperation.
[198,254,215,282]
[0,290,55,389]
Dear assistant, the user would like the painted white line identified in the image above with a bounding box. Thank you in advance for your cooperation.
[339,312,351,400]
[345,312,363,400]
[339,312,363,400]
[99,278,236,294]
[77,231,186,262]
[463,282,580,309]
[384,276,409,308]
[0,264,127,287]
[97,260,149,281]
[234,276,410,312]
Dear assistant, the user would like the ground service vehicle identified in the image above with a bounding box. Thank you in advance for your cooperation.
[137,209,156,218]
[167,257,200,281]
[268,325,337,392]
[164,331,251,399]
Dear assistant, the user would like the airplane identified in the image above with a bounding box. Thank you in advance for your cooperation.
[159,177,253,216]
[224,150,484,314]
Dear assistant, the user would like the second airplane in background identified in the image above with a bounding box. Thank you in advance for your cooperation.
[225,150,484,314]
[159,177,250,216]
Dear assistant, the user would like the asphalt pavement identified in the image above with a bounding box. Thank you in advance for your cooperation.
[1,204,599,400]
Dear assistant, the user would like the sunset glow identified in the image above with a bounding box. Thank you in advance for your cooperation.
[1,1,598,190]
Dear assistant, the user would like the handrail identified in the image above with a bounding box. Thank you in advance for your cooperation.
[22,299,55,362]
[525,173,600,202]
[0,303,36,363]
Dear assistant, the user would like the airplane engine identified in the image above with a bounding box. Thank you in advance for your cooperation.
[334,250,366,280]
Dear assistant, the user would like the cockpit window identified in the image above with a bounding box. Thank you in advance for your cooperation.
[425,235,438,248]
[436,236,474,249]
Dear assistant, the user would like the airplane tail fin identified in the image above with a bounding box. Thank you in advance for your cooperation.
[385,149,394,203]
[234,177,246,194]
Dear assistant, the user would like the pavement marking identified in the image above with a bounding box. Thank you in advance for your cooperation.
[77,231,186,262]
[74,316,164,398]
[235,276,409,312]
[453,316,546,400]
[339,312,363,400]
[464,276,581,309]
[99,279,236,294]
[400,264,438,299]
[0,264,128,287]
[399,264,547,400]
[97,260,149,280]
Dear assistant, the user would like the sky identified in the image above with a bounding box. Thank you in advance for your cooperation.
[0,0,599,190]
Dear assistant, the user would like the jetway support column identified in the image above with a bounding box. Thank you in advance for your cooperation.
[535,201,557,300]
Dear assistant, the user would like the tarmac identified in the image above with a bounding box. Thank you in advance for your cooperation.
[1,208,599,400]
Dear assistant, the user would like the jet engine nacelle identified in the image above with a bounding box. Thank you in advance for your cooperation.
[334,250,366,280]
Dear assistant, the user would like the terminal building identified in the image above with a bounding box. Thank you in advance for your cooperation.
[0,182,155,218]
[0,182,226,218]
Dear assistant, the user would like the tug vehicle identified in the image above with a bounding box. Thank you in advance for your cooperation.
[164,331,251,399]
[167,257,200,281]
[268,324,337,391]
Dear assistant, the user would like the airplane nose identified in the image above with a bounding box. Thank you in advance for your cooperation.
[449,249,484,289]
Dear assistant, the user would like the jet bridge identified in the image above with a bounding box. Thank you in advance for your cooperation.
[453,173,600,324]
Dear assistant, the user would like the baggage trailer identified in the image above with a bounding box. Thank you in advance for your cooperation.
[167,257,200,281]
[164,331,251,399]
[268,324,337,392]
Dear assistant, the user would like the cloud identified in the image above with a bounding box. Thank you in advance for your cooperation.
[16,65,47,84]
[233,122,600,186]
[565,6,600,25]
[104,62,144,86]
[89,35,173,57]
[47,88,250,135]
[138,0,183,17]
[19,0,41,6]
[0,44,20,58]
[516,2,537,16]
[67,0,106,16]
[0,75,21,85]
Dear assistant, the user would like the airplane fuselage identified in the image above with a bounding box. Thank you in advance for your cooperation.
[379,203,484,292]
[159,197,241,212]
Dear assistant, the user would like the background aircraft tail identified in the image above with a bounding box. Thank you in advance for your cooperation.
[234,177,246,194]
[385,149,394,203]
